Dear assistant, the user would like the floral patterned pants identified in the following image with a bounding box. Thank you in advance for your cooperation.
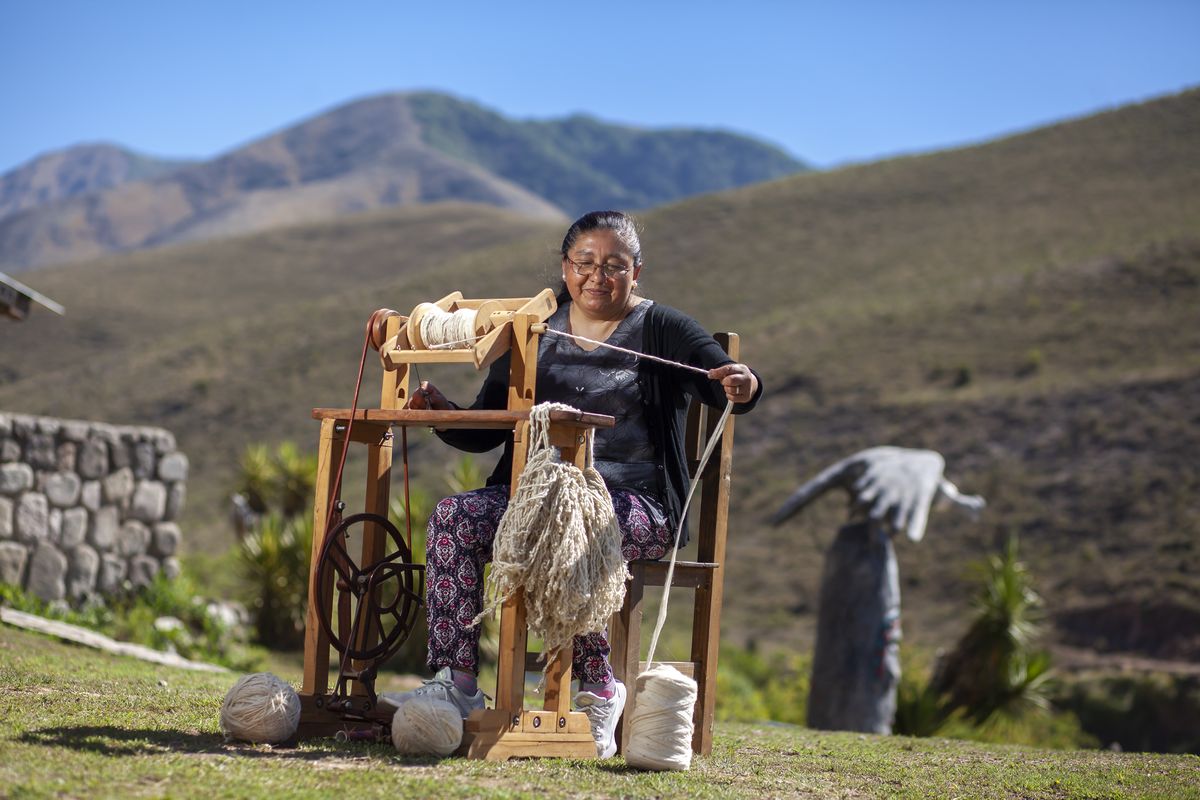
[425,484,672,684]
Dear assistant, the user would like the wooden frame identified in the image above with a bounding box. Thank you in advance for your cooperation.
[609,332,739,757]
[297,291,615,760]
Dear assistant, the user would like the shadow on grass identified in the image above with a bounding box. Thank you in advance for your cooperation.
[16,726,390,761]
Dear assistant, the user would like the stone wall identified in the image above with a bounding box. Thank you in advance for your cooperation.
[0,412,187,604]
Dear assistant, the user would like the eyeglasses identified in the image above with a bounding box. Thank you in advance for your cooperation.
[566,255,634,280]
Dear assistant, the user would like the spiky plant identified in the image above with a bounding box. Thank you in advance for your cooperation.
[932,536,1053,723]
[238,510,313,649]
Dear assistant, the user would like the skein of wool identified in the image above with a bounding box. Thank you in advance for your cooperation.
[390,697,464,756]
[219,672,301,744]
[476,402,629,667]
[624,664,699,771]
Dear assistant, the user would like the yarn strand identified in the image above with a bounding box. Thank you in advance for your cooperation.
[644,399,734,668]
[541,328,712,377]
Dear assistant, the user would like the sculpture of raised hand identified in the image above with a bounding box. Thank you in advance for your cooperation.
[772,446,985,541]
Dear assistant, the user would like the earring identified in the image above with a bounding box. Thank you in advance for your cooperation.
[632,280,639,289]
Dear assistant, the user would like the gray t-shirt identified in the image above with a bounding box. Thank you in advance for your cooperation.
[537,300,660,496]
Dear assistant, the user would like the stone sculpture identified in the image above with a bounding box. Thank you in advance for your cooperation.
[771,446,984,734]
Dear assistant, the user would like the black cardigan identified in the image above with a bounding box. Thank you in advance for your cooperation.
[436,301,763,546]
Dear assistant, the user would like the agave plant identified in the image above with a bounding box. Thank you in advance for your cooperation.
[931,536,1053,723]
[238,510,313,649]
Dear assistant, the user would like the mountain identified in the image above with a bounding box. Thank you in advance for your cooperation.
[405,92,804,215]
[2,88,1196,661]
[0,92,806,272]
[0,143,191,221]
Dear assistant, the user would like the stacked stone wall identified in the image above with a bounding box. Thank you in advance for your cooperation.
[0,412,187,604]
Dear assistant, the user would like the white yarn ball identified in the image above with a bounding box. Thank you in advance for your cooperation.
[219,672,301,744]
[625,664,698,771]
[391,697,464,756]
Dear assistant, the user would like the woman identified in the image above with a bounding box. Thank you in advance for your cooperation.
[392,210,762,758]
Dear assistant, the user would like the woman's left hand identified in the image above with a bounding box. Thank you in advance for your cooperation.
[708,363,758,404]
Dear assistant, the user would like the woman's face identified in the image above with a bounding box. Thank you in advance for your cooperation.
[561,229,642,319]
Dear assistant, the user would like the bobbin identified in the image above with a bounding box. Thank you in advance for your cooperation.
[406,299,505,350]
[373,289,557,371]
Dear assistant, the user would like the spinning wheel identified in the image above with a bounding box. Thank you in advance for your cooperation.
[298,290,608,756]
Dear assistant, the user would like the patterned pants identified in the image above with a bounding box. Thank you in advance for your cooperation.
[425,483,672,684]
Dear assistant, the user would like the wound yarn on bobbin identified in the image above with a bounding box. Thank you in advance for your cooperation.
[624,664,698,771]
[626,399,734,770]
[417,306,479,349]
[219,672,301,744]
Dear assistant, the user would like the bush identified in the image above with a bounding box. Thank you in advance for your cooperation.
[1054,672,1200,754]
[237,510,312,650]
[0,577,263,672]
[932,536,1053,721]
[716,643,810,725]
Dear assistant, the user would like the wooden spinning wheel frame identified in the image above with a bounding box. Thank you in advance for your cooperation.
[298,290,616,759]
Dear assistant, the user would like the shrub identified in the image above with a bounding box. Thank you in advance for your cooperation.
[237,510,312,650]
[932,536,1052,722]
[0,577,263,672]
[716,643,810,725]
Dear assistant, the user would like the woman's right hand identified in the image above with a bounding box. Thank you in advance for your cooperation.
[406,380,452,410]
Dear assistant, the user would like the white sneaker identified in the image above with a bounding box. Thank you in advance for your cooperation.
[379,667,486,719]
[573,680,627,758]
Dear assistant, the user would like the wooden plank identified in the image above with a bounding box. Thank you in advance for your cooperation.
[383,348,477,364]
[311,408,614,429]
[302,418,342,697]
[473,323,511,370]
[378,314,409,411]
[350,435,392,694]
[630,560,718,588]
[328,420,392,446]
[495,591,528,712]
[689,332,738,757]
[459,709,594,760]
[614,568,644,754]
[489,311,539,725]
[541,647,573,719]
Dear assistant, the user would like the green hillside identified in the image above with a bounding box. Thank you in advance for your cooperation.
[1,89,1197,660]
[406,92,806,215]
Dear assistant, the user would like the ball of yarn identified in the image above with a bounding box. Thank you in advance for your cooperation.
[625,664,698,771]
[391,697,464,757]
[219,672,301,744]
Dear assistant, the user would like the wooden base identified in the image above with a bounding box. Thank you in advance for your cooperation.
[295,692,392,739]
[457,709,597,761]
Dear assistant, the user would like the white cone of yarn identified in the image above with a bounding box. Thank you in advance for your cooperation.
[219,672,301,744]
[625,664,698,771]
[390,697,464,756]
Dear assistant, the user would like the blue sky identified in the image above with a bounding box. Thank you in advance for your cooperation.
[2,1,1197,173]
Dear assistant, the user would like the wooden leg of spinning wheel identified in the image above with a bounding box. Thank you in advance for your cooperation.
[303,418,343,699]
[351,429,392,699]
[495,591,528,713]
[298,418,344,738]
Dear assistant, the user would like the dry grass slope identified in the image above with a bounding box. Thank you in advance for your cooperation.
[1,88,1198,658]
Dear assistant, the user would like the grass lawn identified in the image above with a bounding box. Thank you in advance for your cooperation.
[2,625,1198,799]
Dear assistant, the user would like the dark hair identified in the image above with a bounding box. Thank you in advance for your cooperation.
[559,210,643,267]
